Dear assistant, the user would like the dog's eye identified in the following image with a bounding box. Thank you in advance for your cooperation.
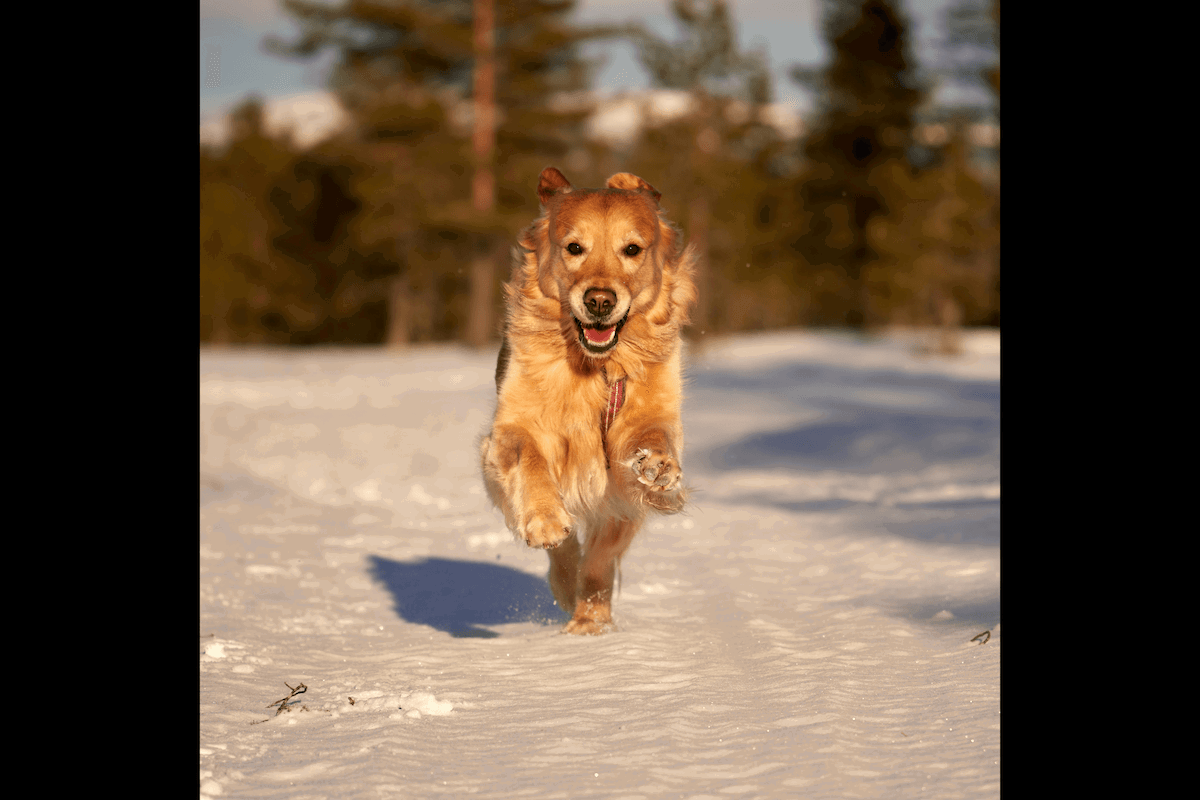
[567,243,583,256]
[624,244,641,257]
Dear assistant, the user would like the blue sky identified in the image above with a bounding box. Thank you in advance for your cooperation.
[200,0,985,121]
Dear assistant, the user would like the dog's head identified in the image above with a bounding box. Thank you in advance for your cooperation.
[528,166,681,359]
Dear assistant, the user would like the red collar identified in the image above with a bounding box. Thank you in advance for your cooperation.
[601,376,626,469]
[602,377,625,435]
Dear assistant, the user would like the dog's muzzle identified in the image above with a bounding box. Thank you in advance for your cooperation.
[574,312,628,355]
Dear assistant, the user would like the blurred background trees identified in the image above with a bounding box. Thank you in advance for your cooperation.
[623,0,778,335]
[788,0,924,328]
[200,0,999,347]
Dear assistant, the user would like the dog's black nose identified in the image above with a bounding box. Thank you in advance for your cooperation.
[584,288,616,319]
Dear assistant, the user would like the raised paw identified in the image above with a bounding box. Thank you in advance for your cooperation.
[629,447,682,492]
[519,506,573,550]
[626,447,685,512]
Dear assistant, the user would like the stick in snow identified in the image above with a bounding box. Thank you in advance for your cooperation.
[267,682,308,715]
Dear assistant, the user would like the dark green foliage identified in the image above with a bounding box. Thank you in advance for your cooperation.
[790,1,923,326]
[751,0,998,329]
[632,0,771,104]
[200,0,999,345]
[201,0,621,345]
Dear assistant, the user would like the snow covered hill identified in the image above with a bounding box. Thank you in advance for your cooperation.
[200,328,999,798]
[199,89,807,152]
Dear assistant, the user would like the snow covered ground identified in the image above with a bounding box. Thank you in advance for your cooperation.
[200,328,1000,798]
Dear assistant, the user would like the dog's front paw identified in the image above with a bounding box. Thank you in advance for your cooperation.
[519,506,573,550]
[630,447,682,489]
[627,447,685,512]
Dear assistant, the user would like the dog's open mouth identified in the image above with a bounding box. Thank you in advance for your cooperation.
[574,313,628,355]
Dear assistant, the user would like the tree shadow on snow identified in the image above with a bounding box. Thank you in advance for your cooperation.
[880,503,1000,546]
[689,364,999,476]
[685,365,999,529]
[367,555,565,638]
[674,363,1001,547]
[698,494,1000,546]
[700,412,997,473]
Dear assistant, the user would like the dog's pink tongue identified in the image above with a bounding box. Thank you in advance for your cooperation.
[584,326,614,343]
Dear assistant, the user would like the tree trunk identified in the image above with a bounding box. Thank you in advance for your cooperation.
[385,277,412,348]
[688,193,710,335]
[210,300,231,348]
[935,289,962,355]
[467,0,497,348]
[467,245,497,346]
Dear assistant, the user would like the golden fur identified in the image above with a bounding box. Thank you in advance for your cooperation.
[479,167,697,635]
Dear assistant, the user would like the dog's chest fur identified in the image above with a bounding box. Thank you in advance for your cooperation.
[495,346,624,516]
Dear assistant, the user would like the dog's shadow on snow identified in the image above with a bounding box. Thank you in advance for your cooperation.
[367,556,565,638]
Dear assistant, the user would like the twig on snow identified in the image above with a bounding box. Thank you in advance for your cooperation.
[267,682,308,715]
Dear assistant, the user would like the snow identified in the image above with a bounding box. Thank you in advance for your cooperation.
[201,89,808,152]
[200,328,999,798]
[200,91,351,152]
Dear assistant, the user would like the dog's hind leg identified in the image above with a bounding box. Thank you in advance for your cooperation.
[562,517,639,635]
[546,533,581,613]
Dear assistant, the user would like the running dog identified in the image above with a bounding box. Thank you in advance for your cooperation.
[480,167,697,635]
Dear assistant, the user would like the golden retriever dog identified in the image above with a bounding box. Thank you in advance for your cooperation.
[479,167,697,635]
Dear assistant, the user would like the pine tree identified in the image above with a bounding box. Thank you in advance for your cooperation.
[787,0,923,327]
[200,98,306,344]
[627,0,780,335]
[633,0,770,104]
[859,0,998,335]
[863,128,999,337]
[266,0,618,345]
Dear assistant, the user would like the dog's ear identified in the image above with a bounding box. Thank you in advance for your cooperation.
[605,172,661,203]
[537,167,572,206]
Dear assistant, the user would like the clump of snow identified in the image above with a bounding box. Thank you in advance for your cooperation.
[398,691,454,718]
